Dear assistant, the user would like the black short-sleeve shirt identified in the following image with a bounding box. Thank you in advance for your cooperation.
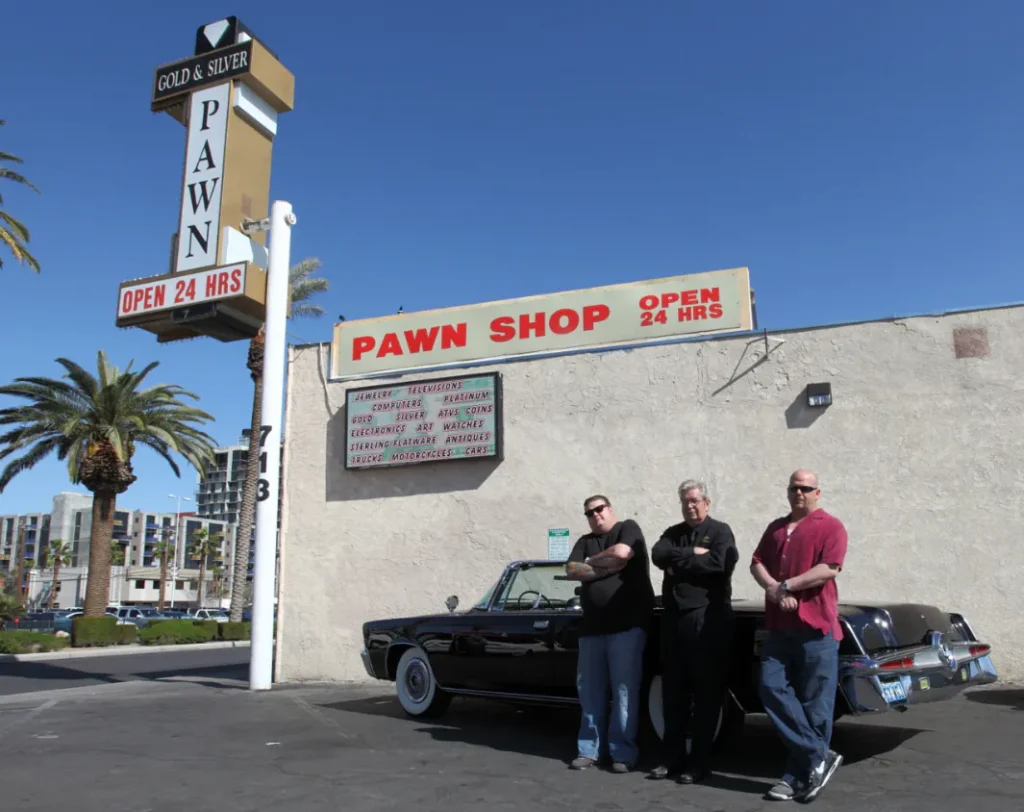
[568,519,655,637]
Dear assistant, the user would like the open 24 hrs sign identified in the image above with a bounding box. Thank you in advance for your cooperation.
[117,264,247,318]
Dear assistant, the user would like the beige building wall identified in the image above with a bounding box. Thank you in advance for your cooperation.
[275,305,1024,685]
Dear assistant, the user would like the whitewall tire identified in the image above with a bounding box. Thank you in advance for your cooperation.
[394,646,451,719]
[647,674,727,753]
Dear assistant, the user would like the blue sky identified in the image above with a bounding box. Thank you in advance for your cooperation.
[1,2,1022,514]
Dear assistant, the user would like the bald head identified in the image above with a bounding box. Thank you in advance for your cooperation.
[787,469,821,517]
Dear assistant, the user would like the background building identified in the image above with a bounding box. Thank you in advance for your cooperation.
[274,302,1024,685]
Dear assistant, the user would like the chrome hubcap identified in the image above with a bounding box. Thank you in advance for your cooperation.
[405,659,430,702]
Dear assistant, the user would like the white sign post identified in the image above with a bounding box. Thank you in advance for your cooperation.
[249,199,295,691]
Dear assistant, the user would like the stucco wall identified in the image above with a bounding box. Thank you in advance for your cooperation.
[275,305,1024,685]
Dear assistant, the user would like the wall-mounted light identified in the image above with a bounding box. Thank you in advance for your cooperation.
[807,382,832,408]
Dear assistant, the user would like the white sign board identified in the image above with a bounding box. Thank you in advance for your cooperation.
[117,263,247,319]
[175,82,230,272]
[547,528,571,561]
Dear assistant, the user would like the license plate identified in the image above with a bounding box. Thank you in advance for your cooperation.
[880,679,908,704]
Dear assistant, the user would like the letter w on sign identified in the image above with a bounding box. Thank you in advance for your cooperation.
[175,83,230,272]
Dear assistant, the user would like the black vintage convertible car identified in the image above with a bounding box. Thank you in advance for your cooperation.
[361,560,998,748]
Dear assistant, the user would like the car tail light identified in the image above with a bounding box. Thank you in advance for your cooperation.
[969,645,990,657]
[880,657,914,670]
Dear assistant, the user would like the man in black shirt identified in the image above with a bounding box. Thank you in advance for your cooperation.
[564,494,654,773]
[649,479,738,784]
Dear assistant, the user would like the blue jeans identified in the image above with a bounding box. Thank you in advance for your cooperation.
[758,629,839,784]
[576,626,646,764]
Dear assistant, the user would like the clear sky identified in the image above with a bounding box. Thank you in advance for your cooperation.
[1,2,1022,514]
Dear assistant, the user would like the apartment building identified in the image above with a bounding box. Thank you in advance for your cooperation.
[0,512,51,595]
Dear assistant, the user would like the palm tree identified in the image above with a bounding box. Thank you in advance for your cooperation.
[229,257,328,622]
[0,120,41,273]
[109,539,126,566]
[153,539,174,611]
[45,540,72,610]
[188,527,222,610]
[0,350,217,617]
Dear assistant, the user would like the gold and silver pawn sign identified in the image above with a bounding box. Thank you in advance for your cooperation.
[115,17,294,343]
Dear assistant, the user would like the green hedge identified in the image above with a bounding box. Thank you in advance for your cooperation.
[72,616,118,647]
[138,619,218,646]
[218,622,250,641]
[0,631,71,654]
[115,624,137,645]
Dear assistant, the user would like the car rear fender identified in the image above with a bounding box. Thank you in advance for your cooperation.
[385,641,419,681]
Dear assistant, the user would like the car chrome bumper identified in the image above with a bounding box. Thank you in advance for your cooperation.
[360,648,377,679]
[839,653,998,715]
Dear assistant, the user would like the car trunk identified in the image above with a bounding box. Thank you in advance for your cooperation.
[862,603,959,650]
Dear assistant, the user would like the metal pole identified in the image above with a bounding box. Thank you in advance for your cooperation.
[249,200,294,691]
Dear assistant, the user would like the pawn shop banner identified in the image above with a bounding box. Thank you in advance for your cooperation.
[329,267,754,381]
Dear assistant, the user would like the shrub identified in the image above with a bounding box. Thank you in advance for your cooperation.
[115,624,137,645]
[218,622,250,641]
[72,616,118,647]
[138,619,218,646]
[0,631,70,654]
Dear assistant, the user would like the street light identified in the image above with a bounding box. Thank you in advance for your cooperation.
[168,494,191,609]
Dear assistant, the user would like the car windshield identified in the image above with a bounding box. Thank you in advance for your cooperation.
[493,563,580,611]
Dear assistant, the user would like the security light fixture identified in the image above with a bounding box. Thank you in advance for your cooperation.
[807,382,832,408]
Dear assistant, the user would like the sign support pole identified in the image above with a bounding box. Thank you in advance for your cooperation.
[249,199,295,691]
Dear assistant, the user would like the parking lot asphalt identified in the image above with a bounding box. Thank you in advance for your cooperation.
[0,679,1020,812]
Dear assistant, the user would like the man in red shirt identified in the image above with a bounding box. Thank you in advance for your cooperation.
[750,469,848,803]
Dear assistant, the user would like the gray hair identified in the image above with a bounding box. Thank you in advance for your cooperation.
[677,479,709,501]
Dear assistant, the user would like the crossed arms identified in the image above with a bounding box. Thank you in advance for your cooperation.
[750,560,842,611]
[564,543,634,581]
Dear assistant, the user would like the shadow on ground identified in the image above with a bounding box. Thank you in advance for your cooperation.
[320,693,927,794]
[966,689,1024,711]
[0,658,248,694]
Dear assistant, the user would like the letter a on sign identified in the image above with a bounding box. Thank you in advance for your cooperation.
[175,83,230,272]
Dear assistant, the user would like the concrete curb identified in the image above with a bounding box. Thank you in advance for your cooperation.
[0,640,250,663]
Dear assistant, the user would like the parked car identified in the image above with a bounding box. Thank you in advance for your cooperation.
[189,608,229,623]
[361,560,999,749]
[54,610,124,633]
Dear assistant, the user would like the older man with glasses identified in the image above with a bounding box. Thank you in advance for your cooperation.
[750,469,849,803]
[564,494,655,773]
[649,479,739,785]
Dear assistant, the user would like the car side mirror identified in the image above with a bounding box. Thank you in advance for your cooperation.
[445,595,459,614]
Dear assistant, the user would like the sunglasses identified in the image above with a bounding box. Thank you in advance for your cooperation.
[788,485,817,494]
[584,504,609,518]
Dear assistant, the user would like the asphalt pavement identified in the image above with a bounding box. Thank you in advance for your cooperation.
[0,645,249,696]
[0,673,1020,812]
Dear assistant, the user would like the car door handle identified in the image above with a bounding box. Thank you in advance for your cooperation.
[533,620,550,629]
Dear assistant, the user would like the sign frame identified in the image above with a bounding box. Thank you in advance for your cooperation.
[342,371,505,471]
[329,267,754,382]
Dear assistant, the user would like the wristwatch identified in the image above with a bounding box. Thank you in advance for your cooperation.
[779,581,790,594]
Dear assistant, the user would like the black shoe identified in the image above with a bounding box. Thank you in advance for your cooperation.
[798,750,842,802]
[677,769,710,785]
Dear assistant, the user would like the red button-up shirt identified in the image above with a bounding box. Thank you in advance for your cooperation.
[751,509,848,640]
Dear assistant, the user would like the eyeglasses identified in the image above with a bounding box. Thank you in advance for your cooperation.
[788,485,817,494]
[584,504,608,518]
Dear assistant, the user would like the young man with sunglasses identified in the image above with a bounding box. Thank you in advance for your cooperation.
[750,470,848,803]
[564,495,655,773]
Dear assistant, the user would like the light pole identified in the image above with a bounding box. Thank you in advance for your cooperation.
[168,494,191,610]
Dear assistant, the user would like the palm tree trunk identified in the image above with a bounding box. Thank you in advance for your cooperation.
[49,561,60,610]
[14,523,25,603]
[230,345,263,622]
[158,547,168,611]
[197,556,206,609]
[84,492,115,616]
